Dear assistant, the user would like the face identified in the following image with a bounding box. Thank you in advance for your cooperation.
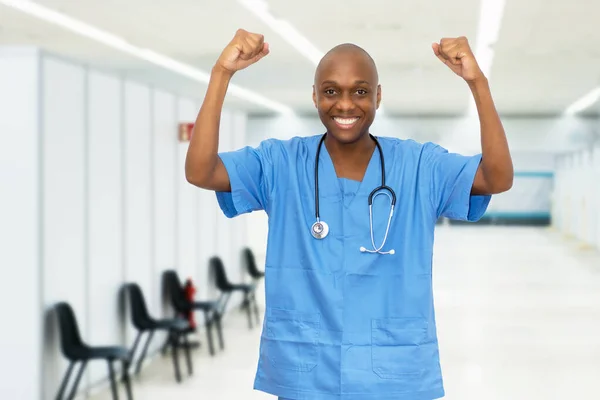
[312,50,381,144]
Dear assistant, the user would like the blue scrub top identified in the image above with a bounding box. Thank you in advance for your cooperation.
[216,134,491,400]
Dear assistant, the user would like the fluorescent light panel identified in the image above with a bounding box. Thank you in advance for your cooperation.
[467,0,506,115]
[0,0,294,114]
[237,0,324,65]
[564,87,600,115]
[237,0,386,115]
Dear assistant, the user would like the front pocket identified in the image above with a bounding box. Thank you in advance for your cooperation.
[371,317,428,379]
[263,308,321,372]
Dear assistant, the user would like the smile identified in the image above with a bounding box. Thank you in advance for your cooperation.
[332,117,360,129]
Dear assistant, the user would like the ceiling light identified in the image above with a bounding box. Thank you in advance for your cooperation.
[467,0,506,116]
[237,0,324,65]
[564,87,600,115]
[237,0,391,117]
[0,0,294,114]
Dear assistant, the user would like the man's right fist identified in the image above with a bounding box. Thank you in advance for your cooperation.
[215,29,270,74]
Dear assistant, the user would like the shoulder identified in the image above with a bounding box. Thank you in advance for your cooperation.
[254,134,323,160]
[375,136,445,160]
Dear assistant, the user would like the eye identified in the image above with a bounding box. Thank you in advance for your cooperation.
[324,89,336,95]
[356,89,368,95]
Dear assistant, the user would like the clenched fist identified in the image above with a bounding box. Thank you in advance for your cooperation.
[432,37,484,82]
[215,29,270,75]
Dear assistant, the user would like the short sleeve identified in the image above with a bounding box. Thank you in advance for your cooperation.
[421,142,491,221]
[215,140,275,218]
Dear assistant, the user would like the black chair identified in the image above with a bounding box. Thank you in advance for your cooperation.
[163,270,224,356]
[125,283,193,382]
[243,247,265,281]
[210,256,260,330]
[54,302,133,400]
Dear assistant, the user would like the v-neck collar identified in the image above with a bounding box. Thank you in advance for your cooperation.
[316,135,382,208]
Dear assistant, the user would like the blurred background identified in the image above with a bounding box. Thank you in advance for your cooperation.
[1,0,599,399]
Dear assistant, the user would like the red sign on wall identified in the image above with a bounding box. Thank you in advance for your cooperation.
[178,122,194,142]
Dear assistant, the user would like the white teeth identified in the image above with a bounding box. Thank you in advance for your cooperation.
[334,117,359,125]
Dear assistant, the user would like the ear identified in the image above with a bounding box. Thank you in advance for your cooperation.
[312,85,317,108]
[376,84,382,109]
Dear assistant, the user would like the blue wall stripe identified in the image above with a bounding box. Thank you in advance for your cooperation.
[514,171,554,178]
[483,211,551,219]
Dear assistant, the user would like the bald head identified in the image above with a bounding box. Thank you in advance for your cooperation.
[315,43,379,85]
[311,43,381,145]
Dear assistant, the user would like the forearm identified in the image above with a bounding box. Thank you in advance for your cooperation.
[469,77,514,191]
[185,65,233,185]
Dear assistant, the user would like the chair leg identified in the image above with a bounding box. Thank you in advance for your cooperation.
[55,362,75,400]
[107,360,120,400]
[169,331,181,382]
[135,330,154,375]
[121,360,134,400]
[244,293,253,329]
[215,313,225,351]
[182,333,193,376]
[128,331,142,362]
[204,310,215,356]
[169,331,182,382]
[252,294,260,325]
[66,361,87,400]
[160,334,171,356]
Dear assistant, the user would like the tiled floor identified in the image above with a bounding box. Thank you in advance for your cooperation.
[90,226,600,400]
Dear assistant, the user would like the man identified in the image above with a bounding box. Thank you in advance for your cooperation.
[186,29,513,400]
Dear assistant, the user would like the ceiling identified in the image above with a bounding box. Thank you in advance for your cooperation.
[0,0,599,117]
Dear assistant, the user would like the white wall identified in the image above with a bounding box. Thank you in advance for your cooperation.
[553,145,600,249]
[1,47,250,399]
[87,69,125,385]
[41,55,88,395]
[0,47,42,400]
[123,80,153,349]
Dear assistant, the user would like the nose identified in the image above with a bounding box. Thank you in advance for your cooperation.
[335,92,356,112]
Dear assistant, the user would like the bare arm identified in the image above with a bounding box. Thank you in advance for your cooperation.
[184,29,270,192]
[469,77,514,195]
[185,66,234,192]
[433,37,514,195]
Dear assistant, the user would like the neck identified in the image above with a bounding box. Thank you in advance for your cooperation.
[324,132,376,181]
[324,132,375,160]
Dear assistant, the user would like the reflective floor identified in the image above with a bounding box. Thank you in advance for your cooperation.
[90,226,600,400]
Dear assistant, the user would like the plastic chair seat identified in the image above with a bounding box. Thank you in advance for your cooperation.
[152,318,189,331]
[192,300,217,310]
[230,283,254,292]
[74,345,130,361]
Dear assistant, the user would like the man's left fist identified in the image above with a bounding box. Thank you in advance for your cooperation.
[432,37,485,83]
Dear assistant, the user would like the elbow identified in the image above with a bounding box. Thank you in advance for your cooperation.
[184,161,206,187]
[185,168,207,188]
[490,174,514,194]
[185,158,217,189]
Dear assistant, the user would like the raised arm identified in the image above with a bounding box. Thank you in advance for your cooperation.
[185,29,270,192]
[432,37,514,195]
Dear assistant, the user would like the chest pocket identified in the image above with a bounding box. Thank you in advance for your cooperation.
[263,308,321,372]
[371,317,431,379]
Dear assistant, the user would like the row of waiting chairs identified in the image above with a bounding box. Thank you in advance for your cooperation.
[53,248,265,400]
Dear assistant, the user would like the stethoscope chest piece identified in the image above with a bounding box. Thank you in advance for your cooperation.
[311,220,329,239]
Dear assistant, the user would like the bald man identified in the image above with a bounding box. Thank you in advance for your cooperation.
[186,29,513,400]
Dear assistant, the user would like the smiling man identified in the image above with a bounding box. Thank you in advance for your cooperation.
[185,29,513,400]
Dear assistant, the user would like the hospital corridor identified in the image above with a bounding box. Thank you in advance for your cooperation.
[1,1,600,400]
[87,226,600,400]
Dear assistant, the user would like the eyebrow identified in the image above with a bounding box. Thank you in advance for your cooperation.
[321,80,371,86]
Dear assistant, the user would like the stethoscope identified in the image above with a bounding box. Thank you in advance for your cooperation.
[311,133,396,255]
